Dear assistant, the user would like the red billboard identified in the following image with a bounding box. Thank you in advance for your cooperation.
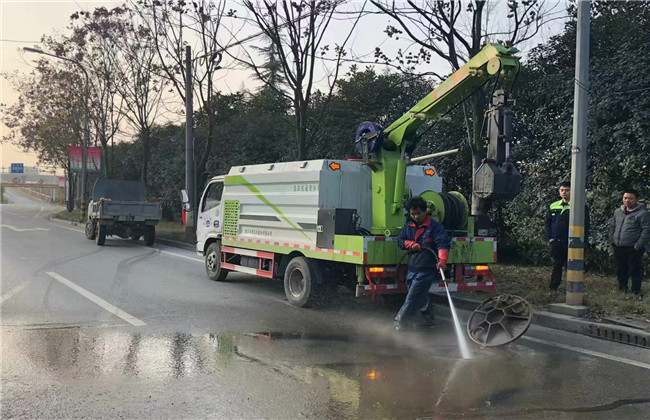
[69,146,102,173]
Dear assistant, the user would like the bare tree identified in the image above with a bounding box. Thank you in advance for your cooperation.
[49,8,128,178]
[84,5,168,183]
[232,0,363,160]
[134,0,227,189]
[369,0,565,213]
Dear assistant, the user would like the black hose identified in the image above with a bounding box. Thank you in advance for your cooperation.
[439,192,465,230]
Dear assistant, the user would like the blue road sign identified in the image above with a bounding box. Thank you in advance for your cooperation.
[11,163,24,174]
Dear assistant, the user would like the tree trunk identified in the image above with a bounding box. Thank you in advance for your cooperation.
[296,101,307,160]
[140,127,150,185]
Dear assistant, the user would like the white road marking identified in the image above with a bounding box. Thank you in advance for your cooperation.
[0,281,31,305]
[46,272,146,327]
[34,205,45,218]
[159,249,203,263]
[521,335,650,370]
[0,224,50,232]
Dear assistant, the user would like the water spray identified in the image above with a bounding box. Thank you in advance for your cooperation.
[427,248,472,359]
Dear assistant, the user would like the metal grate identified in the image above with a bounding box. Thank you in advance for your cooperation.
[589,325,650,348]
[223,200,240,237]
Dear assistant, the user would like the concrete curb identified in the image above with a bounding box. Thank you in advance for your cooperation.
[431,294,650,349]
[48,216,82,227]
[156,237,195,251]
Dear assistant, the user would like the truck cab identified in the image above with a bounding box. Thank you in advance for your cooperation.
[196,175,225,256]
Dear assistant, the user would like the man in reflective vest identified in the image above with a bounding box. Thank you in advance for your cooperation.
[545,181,589,293]
[395,196,451,331]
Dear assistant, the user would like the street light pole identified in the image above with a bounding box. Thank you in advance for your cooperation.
[23,47,90,222]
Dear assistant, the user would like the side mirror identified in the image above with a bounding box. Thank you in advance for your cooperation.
[180,189,191,211]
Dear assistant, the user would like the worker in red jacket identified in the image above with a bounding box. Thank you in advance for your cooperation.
[395,196,451,331]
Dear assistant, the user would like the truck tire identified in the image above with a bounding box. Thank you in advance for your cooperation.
[205,242,228,281]
[96,224,106,246]
[85,221,96,240]
[144,225,155,246]
[284,256,319,307]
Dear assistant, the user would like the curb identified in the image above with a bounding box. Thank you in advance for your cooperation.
[431,293,650,349]
[156,237,195,251]
[48,216,82,227]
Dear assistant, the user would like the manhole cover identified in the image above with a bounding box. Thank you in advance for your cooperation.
[467,294,533,347]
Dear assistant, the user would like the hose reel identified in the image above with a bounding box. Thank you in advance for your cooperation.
[419,190,469,231]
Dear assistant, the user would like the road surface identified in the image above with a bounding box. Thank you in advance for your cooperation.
[2,188,650,419]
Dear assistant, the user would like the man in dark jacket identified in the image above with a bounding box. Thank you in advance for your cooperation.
[395,196,450,331]
[545,181,589,292]
[610,189,650,296]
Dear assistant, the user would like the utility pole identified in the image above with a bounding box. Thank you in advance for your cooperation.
[566,0,590,307]
[185,45,196,242]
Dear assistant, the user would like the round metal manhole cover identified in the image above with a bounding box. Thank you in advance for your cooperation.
[467,294,533,347]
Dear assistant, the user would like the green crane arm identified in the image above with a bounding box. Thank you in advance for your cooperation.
[383,43,519,151]
[370,43,520,236]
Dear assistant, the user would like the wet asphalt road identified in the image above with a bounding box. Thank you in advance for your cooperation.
[2,189,650,419]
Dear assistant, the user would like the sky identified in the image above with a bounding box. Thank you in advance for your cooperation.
[1,0,569,174]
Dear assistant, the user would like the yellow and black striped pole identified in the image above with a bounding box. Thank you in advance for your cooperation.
[566,0,590,306]
[567,225,586,305]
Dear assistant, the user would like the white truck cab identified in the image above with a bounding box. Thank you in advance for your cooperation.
[196,175,225,257]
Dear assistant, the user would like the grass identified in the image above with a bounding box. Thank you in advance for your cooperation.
[463,264,650,324]
[55,208,83,222]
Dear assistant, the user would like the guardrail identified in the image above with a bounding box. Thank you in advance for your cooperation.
[19,187,53,203]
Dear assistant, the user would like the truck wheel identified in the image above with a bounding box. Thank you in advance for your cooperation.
[284,257,318,307]
[205,242,228,281]
[144,226,155,246]
[96,224,106,246]
[85,221,96,240]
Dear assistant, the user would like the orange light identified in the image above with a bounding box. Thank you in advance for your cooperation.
[475,265,490,271]
[368,267,385,273]
[367,369,380,380]
[424,168,435,176]
[329,162,341,171]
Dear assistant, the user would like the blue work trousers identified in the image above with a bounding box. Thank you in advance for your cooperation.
[394,270,437,325]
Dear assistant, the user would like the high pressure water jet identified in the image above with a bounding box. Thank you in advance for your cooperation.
[439,267,472,359]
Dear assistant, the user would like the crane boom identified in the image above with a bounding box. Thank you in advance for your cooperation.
[364,43,520,236]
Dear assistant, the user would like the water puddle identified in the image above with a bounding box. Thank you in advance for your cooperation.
[3,328,648,418]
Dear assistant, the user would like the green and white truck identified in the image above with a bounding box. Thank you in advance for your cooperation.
[185,44,521,308]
